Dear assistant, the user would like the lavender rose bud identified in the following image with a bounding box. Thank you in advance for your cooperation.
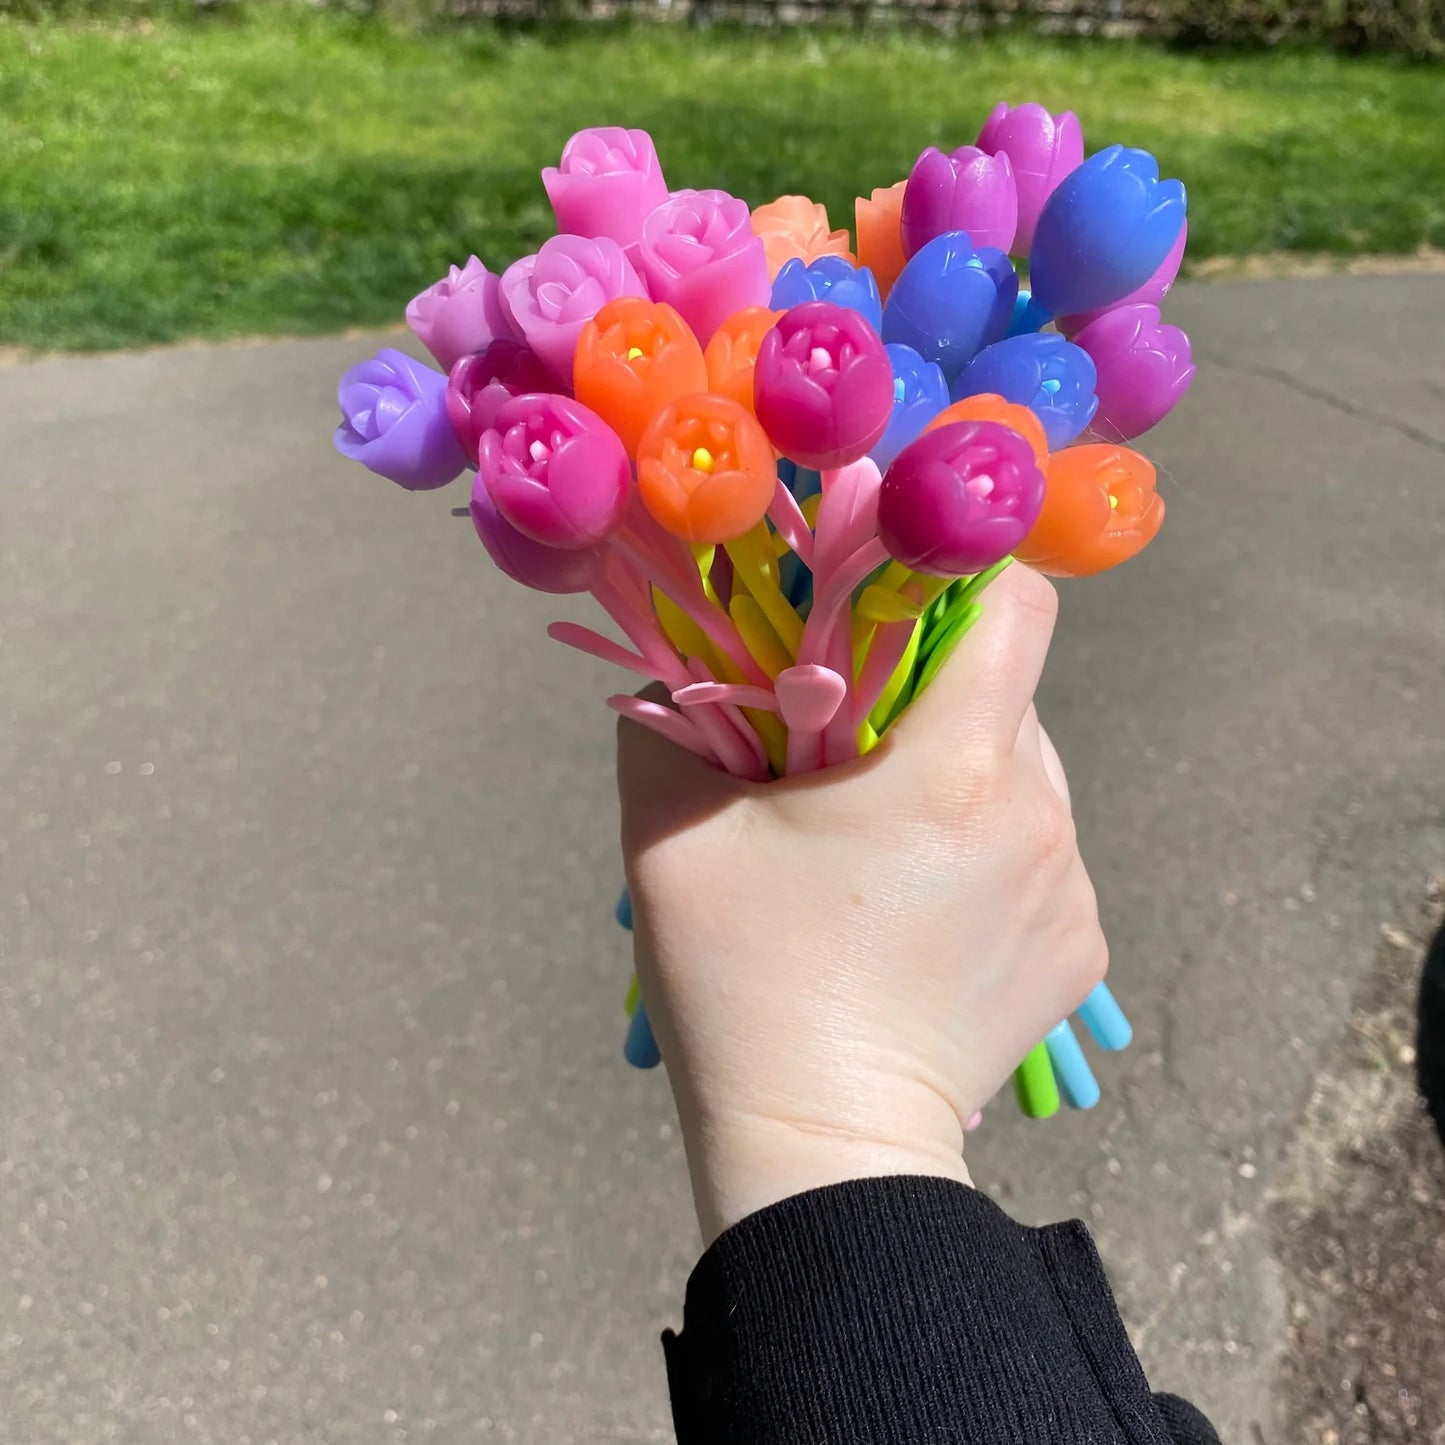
[334,348,466,491]
[406,257,510,373]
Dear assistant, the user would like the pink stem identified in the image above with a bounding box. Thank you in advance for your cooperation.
[674,681,778,711]
[851,617,917,725]
[798,537,890,668]
[608,696,717,763]
[768,478,814,568]
[548,620,655,679]
[822,624,859,764]
[684,656,769,780]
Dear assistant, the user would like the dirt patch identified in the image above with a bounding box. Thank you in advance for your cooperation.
[1270,879,1445,1444]
[1192,248,1445,282]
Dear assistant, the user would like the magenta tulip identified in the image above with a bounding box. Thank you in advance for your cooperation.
[637,189,771,345]
[499,235,645,388]
[406,256,510,373]
[975,103,1084,256]
[1056,221,1189,337]
[470,478,606,595]
[478,393,631,549]
[542,127,669,256]
[1072,303,1196,442]
[753,301,894,470]
[446,341,555,464]
[877,419,1044,576]
[901,146,1018,259]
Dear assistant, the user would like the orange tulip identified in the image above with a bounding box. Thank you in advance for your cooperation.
[855,181,907,299]
[573,296,709,458]
[1014,443,1164,577]
[926,393,1048,467]
[636,393,778,545]
[703,306,782,417]
[750,196,853,280]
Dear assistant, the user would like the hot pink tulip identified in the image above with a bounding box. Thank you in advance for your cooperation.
[445,340,555,464]
[975,103,1084,256]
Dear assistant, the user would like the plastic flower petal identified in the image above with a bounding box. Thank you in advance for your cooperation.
[750,195,853,279]
[975,103,1084,256]
[1072,303,1195,442]
[470,476,607,595]
[901,146,1018,258]
[770,255,883,335]
[951,332,1097,450]
[406,257,510,373]
[542,127,669,255]
[335,348,467,491]
[446,340,555,464]
[703,306,782,417]
[870,343,949,472]
[856,181,908,298]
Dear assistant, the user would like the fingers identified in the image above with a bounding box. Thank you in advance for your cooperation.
[892,564,1059,761]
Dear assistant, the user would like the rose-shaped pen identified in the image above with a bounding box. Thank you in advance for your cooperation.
[470,478,607,596]
[573,296,709,457]
[500,235,645,388]
[876,419,1045,577]
[902,146,1019,258]
[870,343,949,473]
[406,257,510,373]
[951,333,1098,450]
[882,232,1017,382]
[749,195,853,279]
[855,181,908,299]
[1013,443,1164,577]
[703,306,782,417]
[446,340,554,464]
[770,255,884,335]
[975,103,1084,256]
[1030,145,1187,319]
[542,127,669,257]
[1072,303,1195,441]
[753,301,894,471]
[638,189,771,346]
[478,393,632,549]
[334,348,467,491]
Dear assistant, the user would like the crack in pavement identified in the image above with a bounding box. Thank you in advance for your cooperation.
[1199,351,1445,456]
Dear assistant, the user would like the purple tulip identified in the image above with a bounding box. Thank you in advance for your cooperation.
[406,256,510,373]
[499,235,645,389]
[470,478,606,595]
[975,103,1084,256]
[637,189,771,346]
[542,127,669,257]
[1072,303,1196,441]
[901,146,1018,259]
[446,341,556,464]
[753,301,894,471]
[478,393,631,549]
[334,348,466,491]
[1056,221,1189,337]
[877,420,1045,577]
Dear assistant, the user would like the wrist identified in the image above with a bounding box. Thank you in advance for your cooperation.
[683,1109,974,1245]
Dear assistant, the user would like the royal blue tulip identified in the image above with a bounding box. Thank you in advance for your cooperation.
[882,231,1018,383]
[771,255,884,335]
[1029,145,1187,319]
[951,332,1098,449]
[869,343,950,472]
[1007,290,1053,338]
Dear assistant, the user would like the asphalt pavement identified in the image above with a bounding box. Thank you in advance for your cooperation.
[3,274,1444,1444]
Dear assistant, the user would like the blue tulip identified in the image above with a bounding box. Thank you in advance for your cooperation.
[770,255,884,335]
[882,232,1018,383]
[951,332,1098,449]
[1029,145,1187,319]
[869,344,950,472]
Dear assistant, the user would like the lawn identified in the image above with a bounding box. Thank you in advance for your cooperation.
[1,11,1442,351]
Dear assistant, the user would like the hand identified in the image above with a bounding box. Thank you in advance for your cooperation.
[617,565,1108,1242]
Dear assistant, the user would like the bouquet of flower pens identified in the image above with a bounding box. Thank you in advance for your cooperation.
[333,108,1194,1121]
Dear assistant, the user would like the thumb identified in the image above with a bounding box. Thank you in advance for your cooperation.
[616,687,743,860]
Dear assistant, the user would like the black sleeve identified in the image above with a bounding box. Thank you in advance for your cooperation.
[663,1175,1221,1445]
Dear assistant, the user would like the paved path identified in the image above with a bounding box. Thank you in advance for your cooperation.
[3,276,1444,1444]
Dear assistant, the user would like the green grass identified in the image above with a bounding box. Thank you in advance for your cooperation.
[2,12,1442,350]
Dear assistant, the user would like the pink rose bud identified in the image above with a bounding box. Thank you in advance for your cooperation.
[405,256,510,373]
[478,393,631,550]
[975,103,1084,256]
[1056,221,1188,337]
[1072,303,1196,442]
[470,478,606,595]
[901,146,1019,259]
[637,189,771,346]
[446,340,555,464]
[542,127,669,257]
[499,235,645,388]
[753,301,893,471]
